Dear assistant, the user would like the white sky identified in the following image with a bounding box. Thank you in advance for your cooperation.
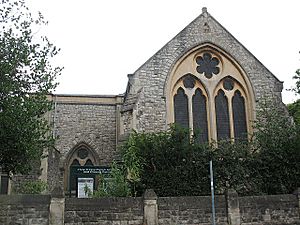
[27,0,300,104]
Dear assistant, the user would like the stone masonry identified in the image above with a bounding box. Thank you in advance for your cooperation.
[1,191,299,225]
[122,8,285,134]
[46,95,123,191]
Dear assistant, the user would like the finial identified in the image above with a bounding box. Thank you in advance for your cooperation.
[202,7,207,13]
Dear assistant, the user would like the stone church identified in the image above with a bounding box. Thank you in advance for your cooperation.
[2,8,285,195]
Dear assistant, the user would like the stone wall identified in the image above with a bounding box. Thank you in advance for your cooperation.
[54,102,118,165]
[0,190,299,225]
[158,195,227,225]
[46,94,123,191]
[0,195,50,225]
[64,197,143,225]
[239,194,300,224]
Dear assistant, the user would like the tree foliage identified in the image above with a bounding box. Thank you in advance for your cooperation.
[93,162,131,197]
[288,99,300,126]
[210,140,259,195]
[288,54,300,125]
[293,67,300,95]
[17,180,47,194]
[0,0,62,174]
[121,125,211,196]
[253,100,300,194]
[121,102,300,196]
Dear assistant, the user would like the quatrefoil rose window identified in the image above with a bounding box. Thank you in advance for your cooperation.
[196,52,220,79]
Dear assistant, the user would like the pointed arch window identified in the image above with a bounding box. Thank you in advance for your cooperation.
[193,88,208,143]
[168,47,253,142]
[214,77,248,141]
[173,74,209,143]
[174,88,189,128]
[215,90,230,140]
[232,90,247,140]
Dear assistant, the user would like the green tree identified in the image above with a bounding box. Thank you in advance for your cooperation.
[287,99,300,125]
[293,66,300,95]
[0,0,62,174]
[253,100,300,194]
[288,55,300,125]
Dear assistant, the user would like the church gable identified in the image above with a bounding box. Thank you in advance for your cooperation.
[121,7,284,136]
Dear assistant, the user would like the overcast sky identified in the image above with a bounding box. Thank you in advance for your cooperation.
[26,0,300,104]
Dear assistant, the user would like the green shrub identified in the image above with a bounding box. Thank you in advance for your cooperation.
[18,180,47,194]
[121,108,300,196]
[121,125,212,196]
[93,162,131,197]
[253,100,300,194]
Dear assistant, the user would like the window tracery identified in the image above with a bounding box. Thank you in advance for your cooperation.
[196,52,220,78]
[173,74,209,143]
[168,45,254,142]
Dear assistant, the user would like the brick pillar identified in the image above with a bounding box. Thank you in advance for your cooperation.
[143,189,158,225]
[49,186,65,225]
[226,189,241,225]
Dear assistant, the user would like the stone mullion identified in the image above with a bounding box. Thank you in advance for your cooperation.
[209,93,217,142]
[186,89,194,136]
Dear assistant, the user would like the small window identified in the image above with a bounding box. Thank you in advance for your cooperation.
[0,172,9,194]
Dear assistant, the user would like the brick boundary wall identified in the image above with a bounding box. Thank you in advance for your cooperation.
[0,188,299,225]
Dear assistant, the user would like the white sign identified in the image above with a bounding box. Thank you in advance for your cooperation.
[77,177,94,198]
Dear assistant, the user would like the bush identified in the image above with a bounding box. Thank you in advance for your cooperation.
[210,140,260,195]
[120,101,300,196]
[121,125,212,196]
[93,162,131,197]
[253,100,300,194]
[18,180,47,194]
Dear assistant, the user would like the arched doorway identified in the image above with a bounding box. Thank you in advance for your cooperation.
[64,143,99,197]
